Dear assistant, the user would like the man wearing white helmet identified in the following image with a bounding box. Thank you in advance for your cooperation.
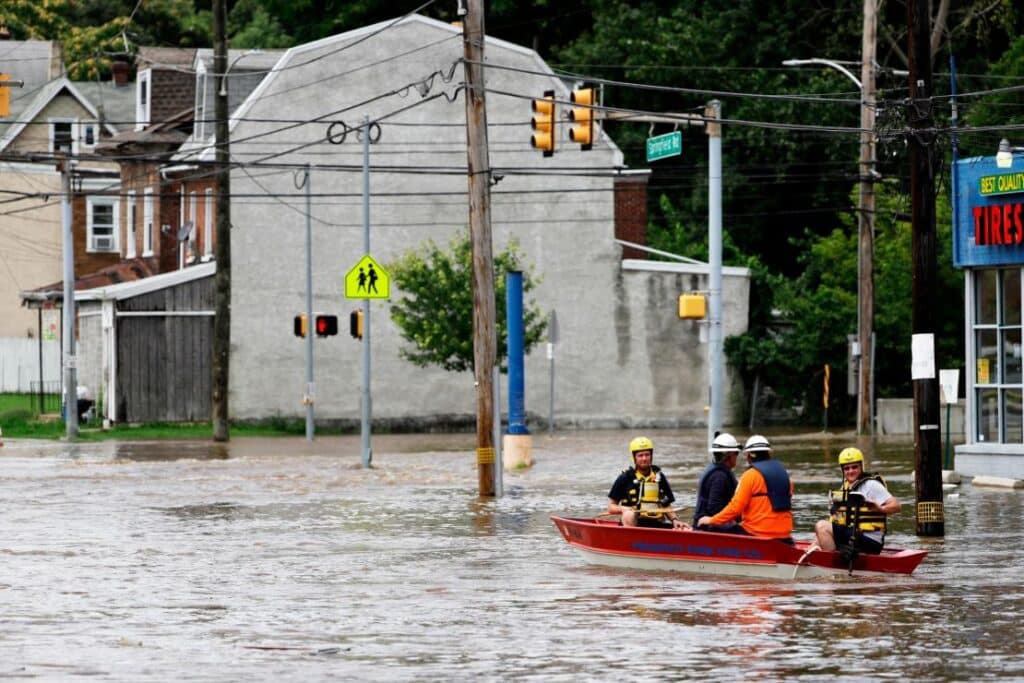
[607,436,687,529]
[692,432,742,531]
[697,434,794,542]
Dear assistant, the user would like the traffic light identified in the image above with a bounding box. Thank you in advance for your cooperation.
[530,89,556,156]
[315,314,339,337]
[293,314,308,338]
[350,309,363,340]
[568,86,594,150]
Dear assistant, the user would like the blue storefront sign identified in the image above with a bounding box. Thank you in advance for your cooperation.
[954,156,1024,267]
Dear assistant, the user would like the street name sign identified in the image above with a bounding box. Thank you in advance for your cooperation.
[345,254,390,299]
[646,131,682,162]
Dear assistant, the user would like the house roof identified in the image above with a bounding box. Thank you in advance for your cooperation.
[74,80,137,132]
[94,106,193,156]
[75,260,215,302]
[20,257,160,306]
[0,40,65,145]
[0,77,121,154]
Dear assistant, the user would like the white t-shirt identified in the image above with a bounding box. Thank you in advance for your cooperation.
[848,478,892,543]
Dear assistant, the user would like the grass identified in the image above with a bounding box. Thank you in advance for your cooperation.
[0,393,316,441]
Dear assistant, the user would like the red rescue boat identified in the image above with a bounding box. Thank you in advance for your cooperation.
[551,516,927,579]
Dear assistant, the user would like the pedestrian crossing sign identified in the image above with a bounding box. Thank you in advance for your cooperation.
[345,254,390,299]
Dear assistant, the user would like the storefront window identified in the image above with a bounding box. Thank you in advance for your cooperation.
[977,388,999,442]
[977,328,998,384]
[1004,389,1023,443]
[1003,269,1021,325]
[977,269,998,324]
[1003,328,1022,384]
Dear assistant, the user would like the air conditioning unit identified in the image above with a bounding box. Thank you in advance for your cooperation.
[91,236,114,251]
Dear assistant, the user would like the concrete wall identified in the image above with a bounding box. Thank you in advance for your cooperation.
[223,17,750,429]
[0,338,61,393]
[877,398,965,435]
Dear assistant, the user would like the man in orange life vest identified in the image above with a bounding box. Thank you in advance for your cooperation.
[696,434,794,542]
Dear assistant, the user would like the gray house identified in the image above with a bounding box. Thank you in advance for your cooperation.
[83,14,750,429]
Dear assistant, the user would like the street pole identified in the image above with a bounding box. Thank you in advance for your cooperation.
[212,0,231,442]
[706,100,723,450]
[907,0,944,537]
[462,0,496,497]
[59,157,78,438]
[303,165,314,441]
[858,0,877,436]
[361,115,373,468]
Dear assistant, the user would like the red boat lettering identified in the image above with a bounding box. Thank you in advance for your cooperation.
[743,549,763,559]
[685,545,715,556]
[632,542,684,554]
[716,547,742,558]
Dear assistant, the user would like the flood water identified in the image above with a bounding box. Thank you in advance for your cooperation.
[1,429,1022,681]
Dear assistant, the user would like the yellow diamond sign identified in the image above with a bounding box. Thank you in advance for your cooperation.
[345,254,390,299]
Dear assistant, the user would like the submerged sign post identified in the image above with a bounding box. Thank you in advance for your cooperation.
[646,131,682,162]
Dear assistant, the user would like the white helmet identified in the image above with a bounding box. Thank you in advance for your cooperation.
[711,432,740,454]
[743,434,772,454]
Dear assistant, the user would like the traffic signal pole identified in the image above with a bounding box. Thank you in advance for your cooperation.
[462,0,497,497]
[361,115,373,468]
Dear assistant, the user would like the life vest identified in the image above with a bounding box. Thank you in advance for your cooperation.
[693,462,738,522]
[830,473,888,533]
[749,459,792,512]
[619,466,667,519]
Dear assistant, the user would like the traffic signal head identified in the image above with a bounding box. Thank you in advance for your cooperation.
[315,314,339,337]
[530,90,556,156]
[568,86,594,150]
[350,309,363,340]
[293,313,308,338]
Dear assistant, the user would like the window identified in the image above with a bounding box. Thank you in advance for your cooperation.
[194,70,208,140]
[203,189,214,259]
[125,190,137,257]
[86,196,119,252]
[143,187,154,255]
[80,121,97,149]
[50,119,75,154]
[974,268,1024,443]
[136,70,151,130]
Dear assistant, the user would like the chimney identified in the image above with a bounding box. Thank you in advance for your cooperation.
[112,59,129,86]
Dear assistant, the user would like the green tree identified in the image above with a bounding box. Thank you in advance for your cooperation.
[388,233,547,373]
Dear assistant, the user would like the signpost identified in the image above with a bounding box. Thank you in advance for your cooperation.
[646,131,682,162]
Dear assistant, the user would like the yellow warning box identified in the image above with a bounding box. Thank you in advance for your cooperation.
[678,293,706,320]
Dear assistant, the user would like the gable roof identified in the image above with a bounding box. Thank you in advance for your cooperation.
[0,77,120,154]
[0,40,65,144]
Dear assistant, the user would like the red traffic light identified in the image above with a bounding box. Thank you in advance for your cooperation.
[315,314,338,337]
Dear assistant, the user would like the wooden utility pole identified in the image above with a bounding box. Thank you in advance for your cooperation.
[212,0,231,442]
[857,0,877,435]
[907,0,944,536]
[462,0,496,496]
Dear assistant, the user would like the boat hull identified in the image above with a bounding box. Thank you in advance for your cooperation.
[551,516,927,578]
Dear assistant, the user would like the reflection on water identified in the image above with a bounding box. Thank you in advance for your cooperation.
[0,430,1022,679]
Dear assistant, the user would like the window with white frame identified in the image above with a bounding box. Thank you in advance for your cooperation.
[194,69,208,140]
[203,188,214,259]
[143,187,154,255]
[79,121,98,149]
[136,70,151,130]
[86,196,119,252]
[50,119,76,154]
[125,190,137,257]
[974,267,1024,444]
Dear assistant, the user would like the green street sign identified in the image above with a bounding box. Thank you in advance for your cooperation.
[646,131,682,162]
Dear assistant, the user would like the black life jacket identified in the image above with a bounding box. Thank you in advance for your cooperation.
[750,459,792,512]
[619,465,666,519]
[693,462,738,523]
[830,472,888,533]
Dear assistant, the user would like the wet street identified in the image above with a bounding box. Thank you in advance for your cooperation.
[1,429,1022,681]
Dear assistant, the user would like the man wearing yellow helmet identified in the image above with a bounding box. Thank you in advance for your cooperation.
[814,447,901,555]
[607,436,687,529]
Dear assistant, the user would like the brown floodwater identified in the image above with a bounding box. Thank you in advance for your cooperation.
[0,429,1019,680]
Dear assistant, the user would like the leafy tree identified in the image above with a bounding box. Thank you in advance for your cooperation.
[388,232,547,373]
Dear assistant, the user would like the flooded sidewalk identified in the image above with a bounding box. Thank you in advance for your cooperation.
[0,429,1021,680]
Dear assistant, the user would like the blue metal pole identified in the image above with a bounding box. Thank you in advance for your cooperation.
[506,271,528,435]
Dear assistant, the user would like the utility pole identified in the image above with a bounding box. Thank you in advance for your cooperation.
[858,0,877,435]
[907,0,944,536]
[59,157,78,439]
[462,0,496,496]
[212,0,231,441]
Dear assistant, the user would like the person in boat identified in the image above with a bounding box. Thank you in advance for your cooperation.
[814,447,900,555]
[607,436,687,530]
[696,434,794,543]
[692,432,742,532]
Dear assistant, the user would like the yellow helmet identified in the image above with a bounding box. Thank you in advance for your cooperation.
[838,447,865,466]
[629,436,654,462]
